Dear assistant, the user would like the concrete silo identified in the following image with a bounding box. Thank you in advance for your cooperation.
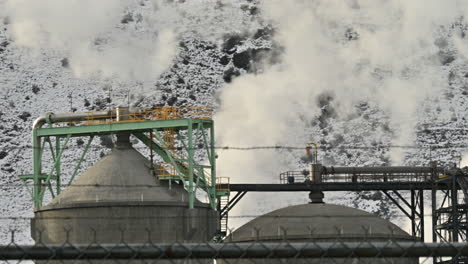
[32,133,218,244]
[221,199,418,264]
[24,107,223,263]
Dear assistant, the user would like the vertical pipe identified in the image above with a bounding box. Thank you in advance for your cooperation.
[411,190,416,237]
[150,130,154,176]
[210,122,216,210]
[419,190,424,242]
[32,130,41,209]
[431,184,438,264]
[188,119,194,209]
[452,174,459,242]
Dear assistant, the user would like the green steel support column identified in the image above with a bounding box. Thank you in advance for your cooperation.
[188,119,194,209]
[151,131,188,187]
[44,137,57,198]
[39,135,70,203]
[67,136,94,186]
[198,121,216,208]
[39,137,48,161]
[210,123,216,209]
[192,122,204,195]
[55,136,61,195]
[32,130,42,209]
[46,137,56,163]
[25,117,221,211]
[195,122,203,148]
[201,124,212,164]
[172,130,209,191]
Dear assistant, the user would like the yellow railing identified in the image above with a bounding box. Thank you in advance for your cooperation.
[57,107,213,126]
[163,128,175,150]
[155,162,187,178]
[216,177,230,191]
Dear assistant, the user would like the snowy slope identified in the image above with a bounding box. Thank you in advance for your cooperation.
[1,0,468,244]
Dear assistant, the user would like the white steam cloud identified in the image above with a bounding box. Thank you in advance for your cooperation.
[215,1,468,189]
[461,154,468,168]
[2,0,259,102]
[3,0,177,84]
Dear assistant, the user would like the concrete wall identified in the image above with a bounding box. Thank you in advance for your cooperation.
[32,204,218,264]
[32,204,219,243]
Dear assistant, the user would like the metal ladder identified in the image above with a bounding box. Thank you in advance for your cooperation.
[219,195,230,235]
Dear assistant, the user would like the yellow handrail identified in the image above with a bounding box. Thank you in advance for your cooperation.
[53,107,214,126]
[216,177,230,191]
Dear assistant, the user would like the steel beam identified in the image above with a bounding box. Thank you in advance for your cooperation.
[67,136,94,186]
[322,166,434,175]
[220,191,247,218]
[223,182,445,192]
[383,191,411,218]
[35,119,212,137]
[382,190,424,241]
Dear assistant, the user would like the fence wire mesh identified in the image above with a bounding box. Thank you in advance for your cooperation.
[1,227,468,264]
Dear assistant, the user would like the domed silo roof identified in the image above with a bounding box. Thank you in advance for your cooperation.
[45,134,194,209]
[32,133,219,248]
[221,203,418,264]
[228,203,414,242]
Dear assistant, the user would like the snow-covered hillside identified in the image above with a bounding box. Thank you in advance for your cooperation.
[1,0,468,244]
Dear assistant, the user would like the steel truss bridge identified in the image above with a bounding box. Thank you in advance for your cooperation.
[218,164,468,264]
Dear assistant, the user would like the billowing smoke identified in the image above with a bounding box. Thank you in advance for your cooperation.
[1,0,259,103]
[214,0,468,228]
[3,0,175,82]
[461,154,468,168]
[215,0,468,178]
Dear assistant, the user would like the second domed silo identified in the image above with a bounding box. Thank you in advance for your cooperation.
[220,203,418,264]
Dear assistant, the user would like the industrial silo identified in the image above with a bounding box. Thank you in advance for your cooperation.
[31,132,218,263]
[220,197,418,264]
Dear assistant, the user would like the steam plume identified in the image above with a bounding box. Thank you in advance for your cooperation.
[215,0,468,228]
[2,0,259,103]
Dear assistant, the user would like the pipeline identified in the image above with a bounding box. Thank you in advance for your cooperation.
[321,166,434,175]
[32,108,137,129]
[1,242,468,259]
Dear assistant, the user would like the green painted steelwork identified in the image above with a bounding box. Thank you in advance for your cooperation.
[188,120,195,208]
[32,130,41,208]
[41,134,70,201]
[67,136,94,186]
[55,136,61,195]
[19,174,55,180]
[133,125,216,209]
[20,117,227,210]
[35,119,212,137]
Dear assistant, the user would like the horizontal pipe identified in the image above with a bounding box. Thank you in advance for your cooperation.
[33,111,112,129]
[31,107,188,129]
[1,242,468,259]
[321,166,434,175]
[225,182,442,192]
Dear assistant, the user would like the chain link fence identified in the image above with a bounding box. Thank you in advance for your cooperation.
[1,228,468,263]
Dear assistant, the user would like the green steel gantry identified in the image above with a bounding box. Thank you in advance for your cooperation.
[19,111,229,211]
